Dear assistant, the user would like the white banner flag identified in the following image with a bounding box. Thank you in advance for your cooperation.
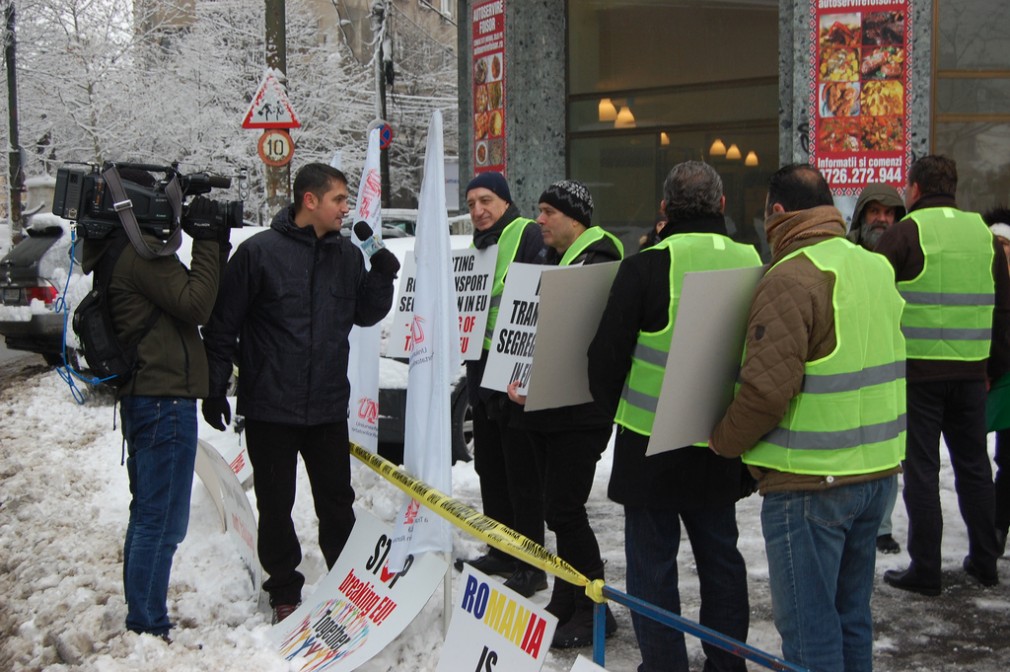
[388,110,459,570]
[347,128,383,452]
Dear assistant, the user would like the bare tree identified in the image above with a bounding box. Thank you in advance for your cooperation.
[2,0,457,219]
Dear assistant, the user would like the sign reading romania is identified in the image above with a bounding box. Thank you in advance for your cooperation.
[436,565,558,672]
[808,0,912,195]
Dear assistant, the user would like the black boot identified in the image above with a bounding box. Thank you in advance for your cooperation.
[503,566,548,598]
[545,579,575,625]
[551,565,617,649]
[551,597,617,649]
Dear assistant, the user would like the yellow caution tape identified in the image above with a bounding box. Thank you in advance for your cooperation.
[350,442,607,602]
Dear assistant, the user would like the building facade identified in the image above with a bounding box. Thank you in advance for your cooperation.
[457,0,1010,251]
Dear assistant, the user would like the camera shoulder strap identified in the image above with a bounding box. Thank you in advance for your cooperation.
[102,166,183,260]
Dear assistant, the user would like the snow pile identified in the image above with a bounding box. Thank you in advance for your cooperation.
[1,367,1008,671]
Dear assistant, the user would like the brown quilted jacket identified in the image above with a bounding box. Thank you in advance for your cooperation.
[711,205,900,493]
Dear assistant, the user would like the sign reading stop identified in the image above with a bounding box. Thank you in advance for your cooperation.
[258,129,294,166]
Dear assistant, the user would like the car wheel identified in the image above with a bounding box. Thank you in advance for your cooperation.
[451,388,474,463]
[42,348,80,369]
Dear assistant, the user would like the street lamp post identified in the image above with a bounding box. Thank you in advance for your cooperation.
[370,1,391,208]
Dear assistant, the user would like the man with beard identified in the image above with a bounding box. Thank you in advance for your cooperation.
[847,183,906,555]
[847,183,905,251]
[508,179,623,648]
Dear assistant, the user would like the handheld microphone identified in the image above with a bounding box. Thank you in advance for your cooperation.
[353,221,385,258]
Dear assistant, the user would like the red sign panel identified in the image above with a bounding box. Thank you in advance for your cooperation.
[472,0,506,175]
[807,1,912,195]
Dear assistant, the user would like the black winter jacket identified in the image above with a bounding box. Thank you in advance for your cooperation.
[202,206,395,425]
[588,214,753,509]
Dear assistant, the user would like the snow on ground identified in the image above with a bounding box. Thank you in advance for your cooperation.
[1,366,1009,671]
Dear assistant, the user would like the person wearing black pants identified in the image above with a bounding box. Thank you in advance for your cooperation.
[244,419,356,607]
[509,179,624,647]
[876,155,1010,594]
[202,164,398,623]
[467,393,547,597]
[453,172,547,596]
[902,382,1000,587]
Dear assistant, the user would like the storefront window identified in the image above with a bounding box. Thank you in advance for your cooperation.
[567,0,779,250]
[933,0,1010,211]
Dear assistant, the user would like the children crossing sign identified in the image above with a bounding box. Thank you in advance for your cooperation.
[241,68,301,130]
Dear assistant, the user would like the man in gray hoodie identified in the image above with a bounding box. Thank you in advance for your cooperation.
[847,183,906,251]
[848,183,906,555]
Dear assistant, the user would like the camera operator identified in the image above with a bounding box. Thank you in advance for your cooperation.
[80,169,229,641]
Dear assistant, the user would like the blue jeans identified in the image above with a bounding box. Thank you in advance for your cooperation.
[120,396,197,636]
[761,477,893,672]
[625,504,749,672]
[876,474,899,536]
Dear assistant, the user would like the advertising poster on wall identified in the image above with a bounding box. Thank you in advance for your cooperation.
[472,0,506,175]
[808,1,912,195]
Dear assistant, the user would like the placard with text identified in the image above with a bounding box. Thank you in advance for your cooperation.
[480,262,542,394]
[436,565,557,672]
[808,0,912,195]
[388,247,495,361]
[268,508,448,671]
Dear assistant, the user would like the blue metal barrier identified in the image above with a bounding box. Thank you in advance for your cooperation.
[592,585,808,671]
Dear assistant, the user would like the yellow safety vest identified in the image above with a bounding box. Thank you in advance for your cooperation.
[615,233,761,436]
[743,237,906,475]
[483,217,535,349]
[897,207,994,361]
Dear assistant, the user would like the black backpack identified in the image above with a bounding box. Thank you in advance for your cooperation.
[73,237,161,387]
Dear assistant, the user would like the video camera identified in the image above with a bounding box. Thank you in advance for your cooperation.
[52,161,244,239]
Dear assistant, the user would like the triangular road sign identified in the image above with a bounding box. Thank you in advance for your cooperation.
[241,69,301,130]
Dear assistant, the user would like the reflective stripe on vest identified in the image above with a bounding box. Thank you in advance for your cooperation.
[897,208,995,361]
[615,233,761,436]
[559,227,624,266]
[483,217,534,349]
[743,237,906,476]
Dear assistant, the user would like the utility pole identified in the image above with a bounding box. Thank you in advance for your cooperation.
[370,1,391,208]
[4,1,24,242]
[264,0,290,212]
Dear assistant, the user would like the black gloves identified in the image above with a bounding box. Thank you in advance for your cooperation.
[370,247,401,276]
[183,196,230,245]
[202,396,232,431]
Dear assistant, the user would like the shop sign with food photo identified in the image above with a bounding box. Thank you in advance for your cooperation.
[472,0,507,174]
[807,1,911,195]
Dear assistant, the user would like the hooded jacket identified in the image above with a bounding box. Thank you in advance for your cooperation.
[81,232,222,399]
[202,206,395,426]
[847,183,905,248]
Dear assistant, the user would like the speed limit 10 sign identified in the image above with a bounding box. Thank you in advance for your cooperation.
[258,129,294,167]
